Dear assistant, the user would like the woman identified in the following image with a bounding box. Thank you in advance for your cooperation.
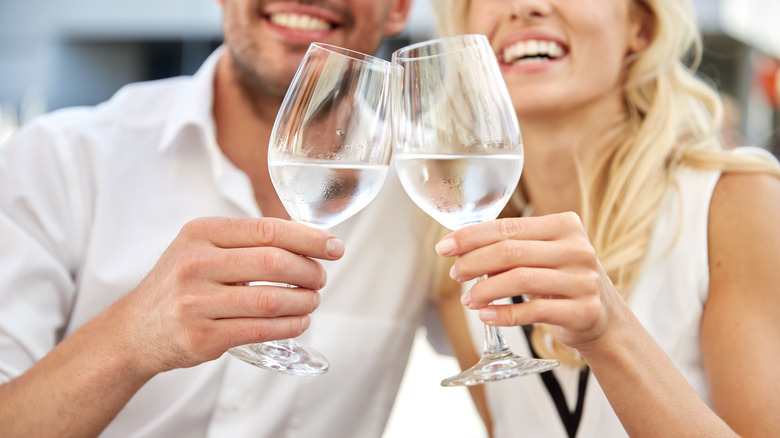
[430,0,780,436]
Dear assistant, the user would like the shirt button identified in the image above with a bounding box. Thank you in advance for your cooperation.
[218,398,247,416]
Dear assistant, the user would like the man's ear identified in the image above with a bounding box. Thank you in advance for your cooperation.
[383,0,414,37]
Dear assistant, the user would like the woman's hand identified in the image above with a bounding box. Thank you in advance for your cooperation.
[434,212,625,350]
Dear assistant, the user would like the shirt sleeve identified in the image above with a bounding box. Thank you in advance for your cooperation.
[0,120,86,381]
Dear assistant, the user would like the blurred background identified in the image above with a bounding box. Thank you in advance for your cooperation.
[1,0,779,152]
[0,0,778,436]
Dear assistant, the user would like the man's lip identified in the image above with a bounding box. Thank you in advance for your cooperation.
[264,24,336,44]
[262,2,342,27]
[261,3,343,44]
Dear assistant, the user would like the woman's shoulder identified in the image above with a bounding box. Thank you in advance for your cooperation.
[675,146,780,213]
[710,164,780,231]
[707,147,780,286]
[711,146,780,217]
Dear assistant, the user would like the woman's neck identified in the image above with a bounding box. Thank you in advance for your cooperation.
[517,97,624,217]
[519,127,582,217]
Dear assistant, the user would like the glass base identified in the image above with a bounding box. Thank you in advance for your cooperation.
[441,350,560,387]
[228,339,329,376]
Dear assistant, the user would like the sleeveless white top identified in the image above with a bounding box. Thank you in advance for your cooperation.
[463,164,724,437]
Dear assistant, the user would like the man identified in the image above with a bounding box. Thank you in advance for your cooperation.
[0,1,433,436]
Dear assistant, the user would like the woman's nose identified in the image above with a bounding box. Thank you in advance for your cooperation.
[508,0,554,22]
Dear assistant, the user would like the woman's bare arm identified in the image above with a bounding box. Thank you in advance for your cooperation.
[435,209,745,436]
[703,171,780,436]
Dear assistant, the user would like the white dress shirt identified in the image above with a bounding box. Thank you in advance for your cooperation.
[0,47,436,438]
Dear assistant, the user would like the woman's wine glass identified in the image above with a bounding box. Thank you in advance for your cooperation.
[228,43,397,376]
[392,34,560,386]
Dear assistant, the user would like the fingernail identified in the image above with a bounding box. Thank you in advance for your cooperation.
[479,308,497,322]
[460,291,471,306]
[319,270,328,290]
[326,238,344,258]
[301,315,311,331]
[449,264,458,280]
[435,238,456,256]
[313,292,321,310]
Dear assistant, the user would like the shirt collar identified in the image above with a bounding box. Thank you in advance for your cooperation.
[158,45,225,153]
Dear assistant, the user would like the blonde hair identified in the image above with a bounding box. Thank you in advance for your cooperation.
[432,0,780,366]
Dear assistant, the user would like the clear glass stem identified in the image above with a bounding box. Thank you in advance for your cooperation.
[483,323,510,356]
[226,281,329,376]
[477,275,512,356]
[440,275,560,387]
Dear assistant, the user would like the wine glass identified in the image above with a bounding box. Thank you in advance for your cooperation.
[228,43,397,376]
[392,34,560,386]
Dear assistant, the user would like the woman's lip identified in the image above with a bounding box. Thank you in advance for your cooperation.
[499,55,566,75]
[496,31,569,74]
[498,32,568,58]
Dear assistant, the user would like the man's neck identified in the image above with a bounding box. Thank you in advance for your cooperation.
[212,52,289,220]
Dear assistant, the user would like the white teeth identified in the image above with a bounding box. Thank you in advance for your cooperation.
[503,39,565,64]
[270,13,331,31]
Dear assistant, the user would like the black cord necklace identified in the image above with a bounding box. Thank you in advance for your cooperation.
[513,296,590,438]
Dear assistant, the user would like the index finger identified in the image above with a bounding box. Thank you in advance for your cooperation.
[182,217,345,260]
[434,212,583,257]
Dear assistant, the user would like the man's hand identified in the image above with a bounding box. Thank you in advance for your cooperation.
[108,217,345,374]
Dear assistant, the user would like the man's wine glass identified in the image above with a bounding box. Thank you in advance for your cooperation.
[228,43,397,376]
[392,34,560,386]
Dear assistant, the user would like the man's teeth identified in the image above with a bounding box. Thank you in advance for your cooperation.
[503,40,565,64]
[269,13,331,31]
